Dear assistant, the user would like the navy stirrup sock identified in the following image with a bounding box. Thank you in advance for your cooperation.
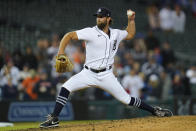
[129,97,154,114]
[52,87,70,117]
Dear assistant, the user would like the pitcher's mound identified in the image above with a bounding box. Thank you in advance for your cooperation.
[53,116,196,131]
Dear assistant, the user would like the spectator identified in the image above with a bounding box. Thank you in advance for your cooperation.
[154,48,163,65]
[19,64,31,82]
[0,59,20,87]
[36,38,49,67]
[147,74,162,100]
[171,4,186,33]
[192,0,196,17]
[122,62,144,98]
[172,73,185,96]
[23,46,38,70]
[159,5,173,32]
[33,69,55,100]
[117,41,127,65]
[161,71,173,100]
[47,42,59,59]
[12,50,24,70]
[130,38,147,64]
[47,34,59,59]
[72,46,85,73]
[141,52,164,78]
[176,0,190,12]
[65,41,77,59]
[21,69,40,100]
[145,30,160,50]
[186,65,196,95]
[147,3,160,31]
[113,56,124,78]
[2,77,18,100]
[123,52,135,74]
[172,65,190,95]
[50,56,59,79]
[160,41,176,69]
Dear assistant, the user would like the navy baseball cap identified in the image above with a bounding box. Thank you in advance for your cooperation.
[93,7,111,17]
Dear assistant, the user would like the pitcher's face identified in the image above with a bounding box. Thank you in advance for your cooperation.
[96,16,108,30]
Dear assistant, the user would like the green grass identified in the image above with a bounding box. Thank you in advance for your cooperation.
[0,122,40,131]
[0,120,107,131]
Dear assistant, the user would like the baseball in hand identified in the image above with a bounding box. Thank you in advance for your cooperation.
[127,10,134,16]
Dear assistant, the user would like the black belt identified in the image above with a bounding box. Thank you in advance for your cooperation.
[84,65,112,73]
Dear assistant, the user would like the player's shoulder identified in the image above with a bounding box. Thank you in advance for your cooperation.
[82,26,96,31]
[76,27,94,33]
[84,26,94,30]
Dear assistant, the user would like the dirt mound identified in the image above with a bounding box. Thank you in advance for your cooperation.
[22,116,196,131]
[54,116,196,131]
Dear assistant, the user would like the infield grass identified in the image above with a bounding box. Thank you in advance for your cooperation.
[0,120,106,131]
[0,122,39,131]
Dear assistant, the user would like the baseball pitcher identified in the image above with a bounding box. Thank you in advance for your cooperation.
[40,7,173,128]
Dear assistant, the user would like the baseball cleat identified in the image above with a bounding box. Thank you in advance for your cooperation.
[153,106,173,117]
[40,114,59,128]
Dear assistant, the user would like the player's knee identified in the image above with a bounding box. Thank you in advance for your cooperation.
[59,87,71,98]
[117,96,131,105]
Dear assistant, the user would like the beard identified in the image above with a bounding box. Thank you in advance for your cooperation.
[97,22,107,30]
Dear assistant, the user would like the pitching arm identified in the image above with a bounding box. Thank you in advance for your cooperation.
[125,10,136,40]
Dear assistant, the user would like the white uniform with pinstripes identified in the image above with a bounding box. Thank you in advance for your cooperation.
[62,26,140,106]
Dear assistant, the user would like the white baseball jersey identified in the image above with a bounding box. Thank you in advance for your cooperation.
[76,26,128,69]
[62,26,132,105]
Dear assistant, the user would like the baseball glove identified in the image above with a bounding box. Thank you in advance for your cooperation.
[55,54,74,73]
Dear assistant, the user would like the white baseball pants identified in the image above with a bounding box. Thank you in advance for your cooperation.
[62,68,131,105]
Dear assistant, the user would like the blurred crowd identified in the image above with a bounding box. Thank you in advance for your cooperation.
[0,1,196,102]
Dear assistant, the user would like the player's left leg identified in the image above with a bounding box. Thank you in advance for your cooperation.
[40,69,96,128]
[97,72,173,117]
